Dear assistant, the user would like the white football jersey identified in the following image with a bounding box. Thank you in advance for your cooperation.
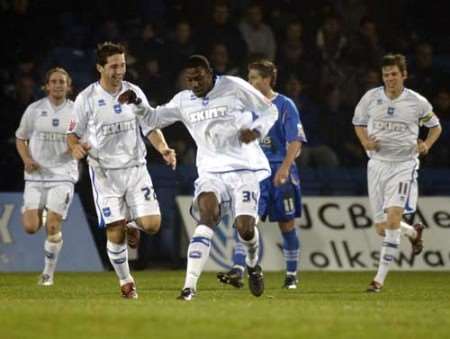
[137,75,278,180]
[353,87,440,161]
[16,98,78,182]
[70,81,153,169]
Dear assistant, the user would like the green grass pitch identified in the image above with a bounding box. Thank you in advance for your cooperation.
[0,271,449,339]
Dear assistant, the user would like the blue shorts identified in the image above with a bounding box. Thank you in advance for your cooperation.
[258,162,302,222]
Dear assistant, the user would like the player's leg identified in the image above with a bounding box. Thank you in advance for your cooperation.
[274,165,301,288]
[126,166,162,249]
[40,210,63,286]
[89,167,137,298]
[217,178,270,288]
[217,227,246,288]
[179,190,219,300]
[39,183,74,286]
[369,206,402,292]
[279,220,299,289]
[22,182,45,234]
[106,220,137,298]
[233,172,264,297]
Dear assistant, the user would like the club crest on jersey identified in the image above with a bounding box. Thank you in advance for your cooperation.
[202,97,209,106]
[41,110,48,116]
[52,118,59,127]
[102,207,111,217]
[98,99,106,106]
[387,107,395,115]
[113,104,122,113]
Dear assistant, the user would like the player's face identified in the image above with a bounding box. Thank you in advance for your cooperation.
[185,67,213,97]
[248,69,269,93]
[99,53,126,88]
[382,65,406,93]
[46,72,69,100]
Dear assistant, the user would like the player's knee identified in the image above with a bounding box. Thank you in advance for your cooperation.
[140,216,161,235]
[22,215,40,234]
[375,224,385,236]
[199,213,220,227]
[236,216,256,241]
[47,231,62,243]
[23,220,40,234]
[198,193,220,226]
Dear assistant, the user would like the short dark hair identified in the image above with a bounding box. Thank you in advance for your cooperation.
[96,42,126,66]
[381,54,407,74]
[248,59,277,87]
[184,55,212,72]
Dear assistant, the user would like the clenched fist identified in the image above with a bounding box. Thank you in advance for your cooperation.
[118,89,142,105]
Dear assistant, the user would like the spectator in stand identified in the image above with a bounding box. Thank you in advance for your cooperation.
[284,75,339,168]
[196,0,248,66]
[209,42,241,76]
[239,1,277,61]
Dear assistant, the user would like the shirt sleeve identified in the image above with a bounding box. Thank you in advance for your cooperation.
[284,98,307,143]
[68,94,89,137]
[15,105,34,140]
[418,97,440,128]
[235,78,278,138]
[136,93,183,131]
[353,91,371,126]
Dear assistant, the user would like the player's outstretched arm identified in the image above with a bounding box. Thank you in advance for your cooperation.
[147,129,177,170]
[16,138,40,173]
[67,134,90,160]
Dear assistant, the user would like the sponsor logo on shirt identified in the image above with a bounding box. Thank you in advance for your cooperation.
[188,106,227,123]
[101,119,136,136]
[98,99,106,106]
[373,119,407,132]
[37,132,66,142]
[41,110,48,117]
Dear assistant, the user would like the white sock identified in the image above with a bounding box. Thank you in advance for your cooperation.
[107,241,133,286]
[43,239,63,278]
[400,221,417,239]
[374,228,401,285]
[184,225,214,291]
[238,227,260,268]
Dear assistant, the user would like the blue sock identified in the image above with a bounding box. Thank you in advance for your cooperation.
[232,228,246,274]
[282,228,300,275]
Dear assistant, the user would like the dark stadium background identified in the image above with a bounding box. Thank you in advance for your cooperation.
[1,0,449,268]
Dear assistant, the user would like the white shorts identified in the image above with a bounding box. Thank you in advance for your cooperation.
[23,181,74,219]
[190,171,261,223]
[89,165,160,227]
[368,158,419,223]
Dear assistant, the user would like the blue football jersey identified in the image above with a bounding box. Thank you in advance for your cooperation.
[259,94,307,163]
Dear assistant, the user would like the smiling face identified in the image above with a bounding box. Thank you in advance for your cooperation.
[45,71,70,101]
[185,66,213,97]
[382,65,406,95]
[97,53,126,89]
